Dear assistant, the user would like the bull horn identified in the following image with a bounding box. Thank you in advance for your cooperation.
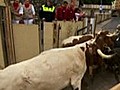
[97,49,115,59]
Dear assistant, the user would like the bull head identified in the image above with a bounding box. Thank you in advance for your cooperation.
[94,31,115,50]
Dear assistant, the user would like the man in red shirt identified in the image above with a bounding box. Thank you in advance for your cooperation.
[56,1,74,21]
[66,3,74,21]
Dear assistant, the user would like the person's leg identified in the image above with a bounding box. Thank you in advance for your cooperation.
[13,20,19,24]
[24,20,28,24]
[28,19,34,24]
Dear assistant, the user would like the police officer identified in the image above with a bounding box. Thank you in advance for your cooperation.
[39,0,55,22]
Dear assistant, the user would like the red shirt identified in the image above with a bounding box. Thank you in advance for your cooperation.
[56,6,74,21]
[55,6,63,20]
[66,7,74,21]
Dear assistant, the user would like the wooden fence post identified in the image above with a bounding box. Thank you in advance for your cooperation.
[4,3,16,65]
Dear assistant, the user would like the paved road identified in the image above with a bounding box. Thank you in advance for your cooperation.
[102,17,120,32]
[95,17,120,33]
[86,70,118,90]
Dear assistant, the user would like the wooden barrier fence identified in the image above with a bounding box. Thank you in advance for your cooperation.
[0,13,111,67]
[43,21,84,50]
[0,25,5,69]
[12,24,40,63]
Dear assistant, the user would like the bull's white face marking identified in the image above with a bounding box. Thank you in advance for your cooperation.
[98,36,103,40]
[89,47,93,54]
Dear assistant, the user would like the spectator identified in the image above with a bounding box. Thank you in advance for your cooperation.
[99,5,103,13]
[39,0,56,22]
[74,8,85,21]
[23,0,35,24]
[55,4,64,21]
[11,0,23,24]
[55,1,74,21]
[68,2,75,21]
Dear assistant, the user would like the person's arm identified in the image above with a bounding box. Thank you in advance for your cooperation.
[39,6,44,20]
[31,4,35,16]
[19,4,23,16]
[55,8,58,20]
[52,8,56,21]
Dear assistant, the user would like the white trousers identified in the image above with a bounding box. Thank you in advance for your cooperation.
[24,19,34,24]
[12,20,20,24]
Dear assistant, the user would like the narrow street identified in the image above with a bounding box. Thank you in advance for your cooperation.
[96,17,120,32]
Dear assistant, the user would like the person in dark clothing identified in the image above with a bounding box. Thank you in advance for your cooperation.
[39,0,55,22]
[39,0,56,48]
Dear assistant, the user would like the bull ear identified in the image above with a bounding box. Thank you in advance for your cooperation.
[80,47,85,51]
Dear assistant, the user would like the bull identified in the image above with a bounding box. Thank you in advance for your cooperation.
[62,34,94,47]
[98,28,120,82]
[0,45,87,90]
[62,31,115,76]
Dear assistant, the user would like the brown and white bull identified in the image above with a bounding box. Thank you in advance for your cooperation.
[62,31,116,76]
[62,34,94,47]
[0,45,87,90]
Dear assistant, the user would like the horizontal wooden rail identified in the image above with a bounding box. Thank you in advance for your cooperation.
[76,24,92,35]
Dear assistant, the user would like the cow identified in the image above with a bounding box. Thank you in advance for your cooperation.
[62,31,115,76]
[62,34,94,47]
[0,45,87,90]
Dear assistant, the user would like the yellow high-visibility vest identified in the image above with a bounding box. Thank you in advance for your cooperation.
[42,5,55,12]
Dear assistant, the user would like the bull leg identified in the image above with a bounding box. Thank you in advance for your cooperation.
[111,58,120,83]
[89,66,94,81]
[89,66,93,76]
[88,66,94,90]
[81,75,89,90]
[112,68,120,83]
[113,65,120,83]
[77,81,81,90]
[72,80,82,90]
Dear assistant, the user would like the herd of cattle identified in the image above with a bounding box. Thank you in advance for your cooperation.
[0,26,120,90]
